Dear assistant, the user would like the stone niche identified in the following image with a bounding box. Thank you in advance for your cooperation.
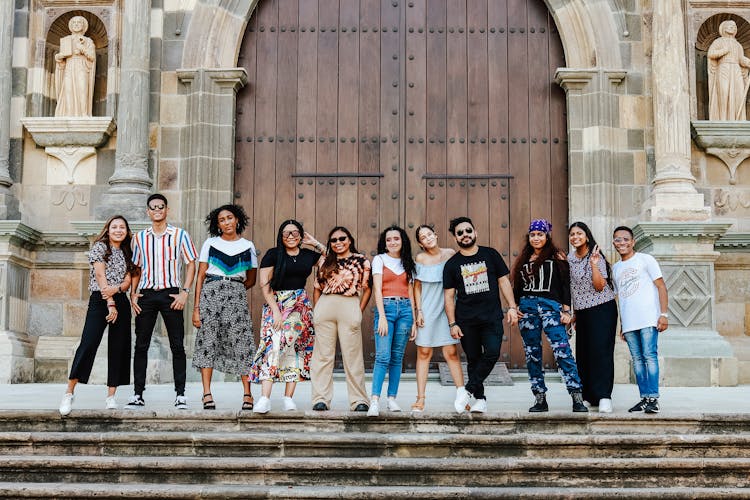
[689,10,750,186]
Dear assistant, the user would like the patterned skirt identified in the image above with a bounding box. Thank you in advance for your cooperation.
[192,279,254,375]
[250,289,314,383]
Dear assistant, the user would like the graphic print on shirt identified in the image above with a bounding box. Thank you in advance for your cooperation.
[617,266,640,298]
[208,246,254,275]
[460,261,490,294]
[522,261,554,292]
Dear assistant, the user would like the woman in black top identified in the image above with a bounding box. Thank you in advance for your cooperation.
[511,219,587,413]
[250,220,325,413]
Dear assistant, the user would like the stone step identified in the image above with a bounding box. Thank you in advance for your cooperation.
[0,431,749,459]
[0,483,749,499]
[2,410,749,435]
[0,455,748,487]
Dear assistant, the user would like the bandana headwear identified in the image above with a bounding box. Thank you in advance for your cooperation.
[529,219,552,234]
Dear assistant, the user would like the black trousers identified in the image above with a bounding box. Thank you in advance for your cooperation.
[458,318,504,400]
[133,288,186,396]
[68,292,131,386]
[575,299,618,404]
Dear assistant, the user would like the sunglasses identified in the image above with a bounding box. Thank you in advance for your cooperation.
[456,227,474,237]
[283,230,301,238]
[148,204,166,211]
[329,236,348,243]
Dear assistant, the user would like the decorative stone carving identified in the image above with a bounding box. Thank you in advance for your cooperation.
[54,16,96,117]
[692,121,750,184]
[708,20,750,121]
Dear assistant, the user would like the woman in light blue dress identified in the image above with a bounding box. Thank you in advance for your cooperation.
[411,225,464,412]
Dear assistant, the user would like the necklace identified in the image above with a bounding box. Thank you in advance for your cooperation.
[288,250,300,263]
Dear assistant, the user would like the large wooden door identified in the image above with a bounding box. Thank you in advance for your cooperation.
[235,0,568,370]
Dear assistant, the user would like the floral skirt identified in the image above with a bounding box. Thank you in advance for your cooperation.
[250,289,315,383]
[192,279,254,375]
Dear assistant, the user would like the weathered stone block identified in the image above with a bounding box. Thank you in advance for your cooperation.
[34,358,69,382]
[29,303,63,337]
[157,160,179,190]
[31,269,83,301]
[63,301,89,338]
[715,302,744,337]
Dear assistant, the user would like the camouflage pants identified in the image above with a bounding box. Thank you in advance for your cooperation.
[519,296,583,395]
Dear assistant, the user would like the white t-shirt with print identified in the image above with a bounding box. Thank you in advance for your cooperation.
[199,237,258,278]
[612,252,663,333]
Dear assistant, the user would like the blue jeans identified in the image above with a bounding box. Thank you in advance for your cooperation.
[371,297,413,398]
[519,296,583,394]
[623,326,660,398]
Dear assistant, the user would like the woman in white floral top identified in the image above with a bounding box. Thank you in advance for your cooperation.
[59,216,136,415]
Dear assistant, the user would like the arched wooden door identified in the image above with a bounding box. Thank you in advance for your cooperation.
[234,0,568,370]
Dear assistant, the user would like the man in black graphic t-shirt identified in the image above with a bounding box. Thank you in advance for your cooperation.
[443,217,518,413]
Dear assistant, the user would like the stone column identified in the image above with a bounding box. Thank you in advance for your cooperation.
[98,0,153,220]
[0,1,18,219]
[649,0,708,220]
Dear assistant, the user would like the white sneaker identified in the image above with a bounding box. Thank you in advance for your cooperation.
[598,398,613,413]
[105,396,117,410]
[367,398,380,417]
[59,393,74,416]
[174,395,188,410]
[386,397,402,412]
[454,387,471,414]
[470,398,487,413]
[282,396,297,411]
[253,396,271,414]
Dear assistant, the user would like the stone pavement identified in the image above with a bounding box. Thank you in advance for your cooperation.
[1,375,749,414]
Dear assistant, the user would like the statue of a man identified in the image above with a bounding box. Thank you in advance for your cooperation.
[708,20,750,120]
[54,16,96,117]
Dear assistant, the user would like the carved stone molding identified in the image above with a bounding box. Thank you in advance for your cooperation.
[692,121,750,184]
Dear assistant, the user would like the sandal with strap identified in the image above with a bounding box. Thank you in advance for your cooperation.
[202,393,216,410]
[242,393,254,411]
[411,396,425,413]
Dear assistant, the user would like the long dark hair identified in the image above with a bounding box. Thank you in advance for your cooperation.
[510,229,568,299]
[95,215,136,274]
[205,204,249,237]
[269,219,305,290]
[569,221,613,289]
[319,226,359,280]
[376,225,416,281]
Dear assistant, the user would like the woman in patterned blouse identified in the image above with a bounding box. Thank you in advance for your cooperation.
[59,216,136,415]
[310,226,372,412]
[567,221,618,413]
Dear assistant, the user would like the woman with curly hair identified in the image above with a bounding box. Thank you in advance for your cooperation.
[250,219,326,413]
[191,204,257,410]
[511,219,587,413]
[310,226,371,412]
[367,226,416,416]
[59,215,137,415]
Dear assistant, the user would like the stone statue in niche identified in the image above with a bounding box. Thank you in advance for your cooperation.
[708,20,750,120]
[54,16,96,117]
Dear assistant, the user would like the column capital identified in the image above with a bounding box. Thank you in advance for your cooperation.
[177,68,248,93]
[555,68,627,92]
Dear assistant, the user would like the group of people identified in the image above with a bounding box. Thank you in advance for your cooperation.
[59,194,669,417]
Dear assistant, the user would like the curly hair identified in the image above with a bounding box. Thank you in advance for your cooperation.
[94,215,136,274]
[376,225,416,281]
[205,204,249,237]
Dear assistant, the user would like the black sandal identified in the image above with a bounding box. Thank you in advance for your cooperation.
[202,393,216,410]
[242,393,253,411]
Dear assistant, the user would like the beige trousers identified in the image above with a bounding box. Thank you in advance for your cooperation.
[311,294,369,409]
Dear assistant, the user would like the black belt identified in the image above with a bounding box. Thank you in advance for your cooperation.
[205,274,244,283]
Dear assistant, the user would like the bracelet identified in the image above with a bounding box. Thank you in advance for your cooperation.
[507,306,517,311]
[449,322,457,328]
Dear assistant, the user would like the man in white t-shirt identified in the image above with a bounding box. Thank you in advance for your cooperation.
[611,226,669,414]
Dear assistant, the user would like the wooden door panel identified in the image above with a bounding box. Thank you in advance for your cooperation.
[234,0,568,370]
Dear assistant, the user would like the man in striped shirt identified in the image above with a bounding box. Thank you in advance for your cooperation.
[127,193,197,409]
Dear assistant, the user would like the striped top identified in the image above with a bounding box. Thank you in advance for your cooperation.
[132,224,197,289]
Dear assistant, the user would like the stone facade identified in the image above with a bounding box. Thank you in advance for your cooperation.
[2,0,750,385]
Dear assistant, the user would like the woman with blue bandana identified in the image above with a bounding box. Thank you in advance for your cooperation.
[510,219,587,413]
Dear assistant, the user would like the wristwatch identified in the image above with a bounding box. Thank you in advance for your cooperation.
[660,312,669,319]
[449,322,458,328]
[181,287,190,294]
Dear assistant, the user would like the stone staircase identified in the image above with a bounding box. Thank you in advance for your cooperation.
[0,410,748,498]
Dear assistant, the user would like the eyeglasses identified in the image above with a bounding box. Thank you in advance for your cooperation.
[613,237,632,243]
[148,204,166,211]
[283,230,301,238]
[455,227,474,237]
[329,236,348,243]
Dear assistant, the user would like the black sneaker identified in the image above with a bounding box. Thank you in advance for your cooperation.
[529,393,549,413]
[353,403,369,412]
[125,394,145,409]
[312,402,328,411]
[628,398,648,413]
[644,398,660,414]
